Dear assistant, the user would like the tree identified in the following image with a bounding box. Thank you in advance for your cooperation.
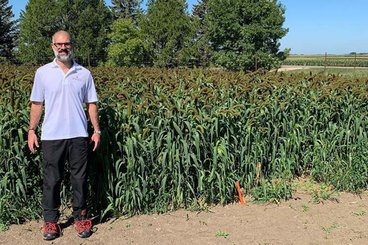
[58,0,112,66]
[191,0,211,67]
[0,0,17,63]
[111,0,142,22]
[17,0,111,66]
[17,0,60,64]
[206,0,288,71]
[106,18,151,67]
[141,0,194,67]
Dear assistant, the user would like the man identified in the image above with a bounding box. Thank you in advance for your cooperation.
[28,30,101,240]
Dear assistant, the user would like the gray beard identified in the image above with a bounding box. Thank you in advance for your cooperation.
[54,50,73,62]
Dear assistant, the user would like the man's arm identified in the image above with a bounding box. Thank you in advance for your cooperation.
[86,102,101,151]
[28,102,43,154]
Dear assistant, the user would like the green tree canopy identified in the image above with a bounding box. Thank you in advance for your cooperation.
[141,0,194,67]
[0,0,17,63]
[17,0,111,66]
[106,18,151,67]
[191,0,211,67]
[206,0,288,71]
[65,0,111,66]
[17,0,60,64]
[111,0,142,22]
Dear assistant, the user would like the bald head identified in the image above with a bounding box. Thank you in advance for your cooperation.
[52,30,72,44]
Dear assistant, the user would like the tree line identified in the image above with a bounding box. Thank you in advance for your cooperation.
[0,0,289,71]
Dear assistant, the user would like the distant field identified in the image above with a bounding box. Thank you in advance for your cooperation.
[283,54,368,67]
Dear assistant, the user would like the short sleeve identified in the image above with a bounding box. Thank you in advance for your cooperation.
[30,69,45,102]
[84,73,98,103]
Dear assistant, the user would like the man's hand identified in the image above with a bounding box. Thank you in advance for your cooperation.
[86,102,101,152]
[90,132,101,151]
[28,130,39,154]
[28,102,43,154]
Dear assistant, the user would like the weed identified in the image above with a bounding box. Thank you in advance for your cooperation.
[216,230,230,238]
[199,220,207,226]
[321,223,339,238]
[352,209,366,216]
[302,204,309,212]
[311,185,337,204]
[251,178,294,203]
[0,223,7,232]
[295,178,338,204]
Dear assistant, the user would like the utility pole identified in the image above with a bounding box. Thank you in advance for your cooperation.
[324,52,327,71]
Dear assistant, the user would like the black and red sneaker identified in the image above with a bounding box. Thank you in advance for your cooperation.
[74,219,92,238]
[43,222,61,241]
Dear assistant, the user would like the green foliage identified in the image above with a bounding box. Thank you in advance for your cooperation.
[0,66,42,226]
[16,0,60,64]
[215,230,230,238]
[206,0,288,71]
[111,0,142,21]
[93,70,368,215]
[141,0,195,67]
[14,0,291,70]
[310,110,368,192]
[106,18,151,67]
[2,65,368,227]
[191,0,212,67]
[310,186,336,204]
[321,222,339,238]
[17,0,111,66]
[61,0,112,66]
[251,178,294,203]
[0,223,6,232]
[0,0,18,63]
[15,0,290,70]
[294,178,337,203]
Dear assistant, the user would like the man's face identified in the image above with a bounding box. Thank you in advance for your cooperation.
[51,32,73,62]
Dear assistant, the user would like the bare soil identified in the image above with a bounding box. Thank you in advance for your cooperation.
[1,190,368,245]
[277,65,317,71]
[277,65,368,71]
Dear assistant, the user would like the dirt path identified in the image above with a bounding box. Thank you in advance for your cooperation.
[277,65,368,71]
[277,65,317,71]
[1,191,368,245]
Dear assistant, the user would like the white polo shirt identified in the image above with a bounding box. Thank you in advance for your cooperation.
[30,60,98,140]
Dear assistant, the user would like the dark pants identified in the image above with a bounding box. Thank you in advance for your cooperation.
[41,137,88,222]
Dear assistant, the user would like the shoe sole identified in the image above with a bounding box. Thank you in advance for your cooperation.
[78,232,91,238]
[43,235,59,241]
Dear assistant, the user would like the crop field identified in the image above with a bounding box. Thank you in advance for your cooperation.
[283,54,368,67]
[1,65,368,232]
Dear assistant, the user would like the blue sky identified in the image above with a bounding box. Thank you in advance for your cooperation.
[279,0,368,54]
[8,0,368,55]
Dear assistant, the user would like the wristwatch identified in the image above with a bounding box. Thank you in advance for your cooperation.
[94,130,101,135]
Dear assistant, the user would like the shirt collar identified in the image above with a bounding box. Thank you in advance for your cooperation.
[52,58,80,72]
